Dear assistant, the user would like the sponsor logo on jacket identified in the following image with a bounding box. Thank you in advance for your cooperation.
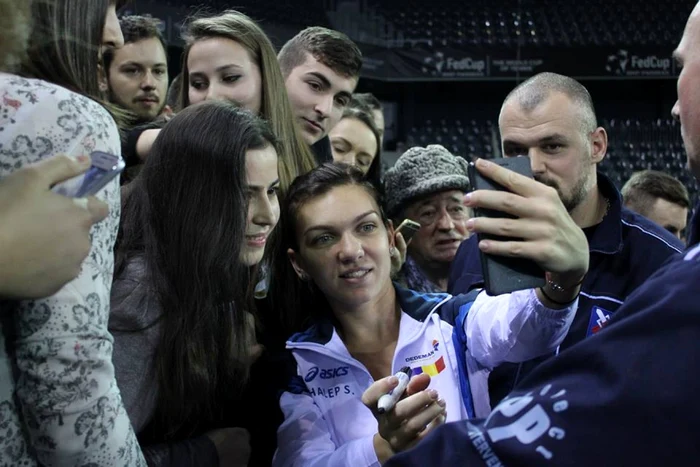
[405,351,435,363]
[305,366,349,383]
[405,339,442,364]
[412,356,446,377]
[586,306,614,336]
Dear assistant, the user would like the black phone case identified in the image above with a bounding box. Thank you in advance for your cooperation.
[468,157,546,295]
[397,221,421,243]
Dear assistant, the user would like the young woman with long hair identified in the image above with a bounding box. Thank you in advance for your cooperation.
[183,10,318,191]
[0,0,146,464]
[272,162,588,466]
[111,100,280,465]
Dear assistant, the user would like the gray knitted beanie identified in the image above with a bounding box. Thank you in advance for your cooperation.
[384,144,470,217]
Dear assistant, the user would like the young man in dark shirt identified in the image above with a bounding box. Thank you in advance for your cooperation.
[386,3,700,464]
[278,27,363,164]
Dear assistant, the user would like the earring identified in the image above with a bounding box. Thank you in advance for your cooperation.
[299,272,310,281]
[389,246,397,257]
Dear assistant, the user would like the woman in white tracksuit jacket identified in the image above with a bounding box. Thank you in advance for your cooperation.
[273,162,588,466]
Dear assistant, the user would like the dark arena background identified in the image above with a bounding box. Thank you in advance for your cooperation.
[124,0,698,202]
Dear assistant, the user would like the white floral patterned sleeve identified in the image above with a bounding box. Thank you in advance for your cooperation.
[0,73,145,466]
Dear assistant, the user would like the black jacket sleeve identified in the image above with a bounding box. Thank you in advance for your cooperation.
[122,121,167,168]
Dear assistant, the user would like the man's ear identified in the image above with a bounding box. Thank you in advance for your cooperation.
[590,127,608,164]
[287,248,309,280]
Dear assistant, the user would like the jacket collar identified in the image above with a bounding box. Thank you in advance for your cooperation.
[587,172,624,255]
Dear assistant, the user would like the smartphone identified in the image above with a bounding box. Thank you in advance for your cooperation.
[395,218,422,243]
[52,151,125,197]
[467,156,545,295]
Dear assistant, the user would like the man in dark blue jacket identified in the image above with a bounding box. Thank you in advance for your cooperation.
[449,72,683,405]
[386,3,700,464]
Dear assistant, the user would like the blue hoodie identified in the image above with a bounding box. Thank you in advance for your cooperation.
[386,203,700,467]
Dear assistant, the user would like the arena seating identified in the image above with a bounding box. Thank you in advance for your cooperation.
[128,0,330,29]
[130,0,694,48]
[350,0,695,47]
[602,118,698,202]
[405,117,698,204]
[406,119,496,162]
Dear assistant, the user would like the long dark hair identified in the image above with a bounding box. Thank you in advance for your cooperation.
[271,163,387,334]
[20,0,125,100]
[116,100,277,438]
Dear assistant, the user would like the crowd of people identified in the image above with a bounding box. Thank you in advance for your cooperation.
[1,0,699,466]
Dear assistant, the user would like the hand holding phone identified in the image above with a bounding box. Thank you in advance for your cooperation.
[52,151,125,197]
[465,157,589,295]
[467,156,545,295]
[395,218,421,243]
[0,154,108,299]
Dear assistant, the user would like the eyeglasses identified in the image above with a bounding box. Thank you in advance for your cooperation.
[415,204,470,226]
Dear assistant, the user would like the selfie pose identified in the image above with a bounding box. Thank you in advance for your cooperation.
[272,162,589,466]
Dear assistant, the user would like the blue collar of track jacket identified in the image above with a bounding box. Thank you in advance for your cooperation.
[588,171,625,254]
[288,284,460,346]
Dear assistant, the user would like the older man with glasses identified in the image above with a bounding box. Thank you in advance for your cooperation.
[384,144,471,293]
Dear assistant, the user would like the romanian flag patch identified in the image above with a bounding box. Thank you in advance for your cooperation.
[411,356,446,377]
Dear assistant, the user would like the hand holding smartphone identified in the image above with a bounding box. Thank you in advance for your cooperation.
[467,156,546,295]
[52,151,125,197]
[395,218,421,243]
